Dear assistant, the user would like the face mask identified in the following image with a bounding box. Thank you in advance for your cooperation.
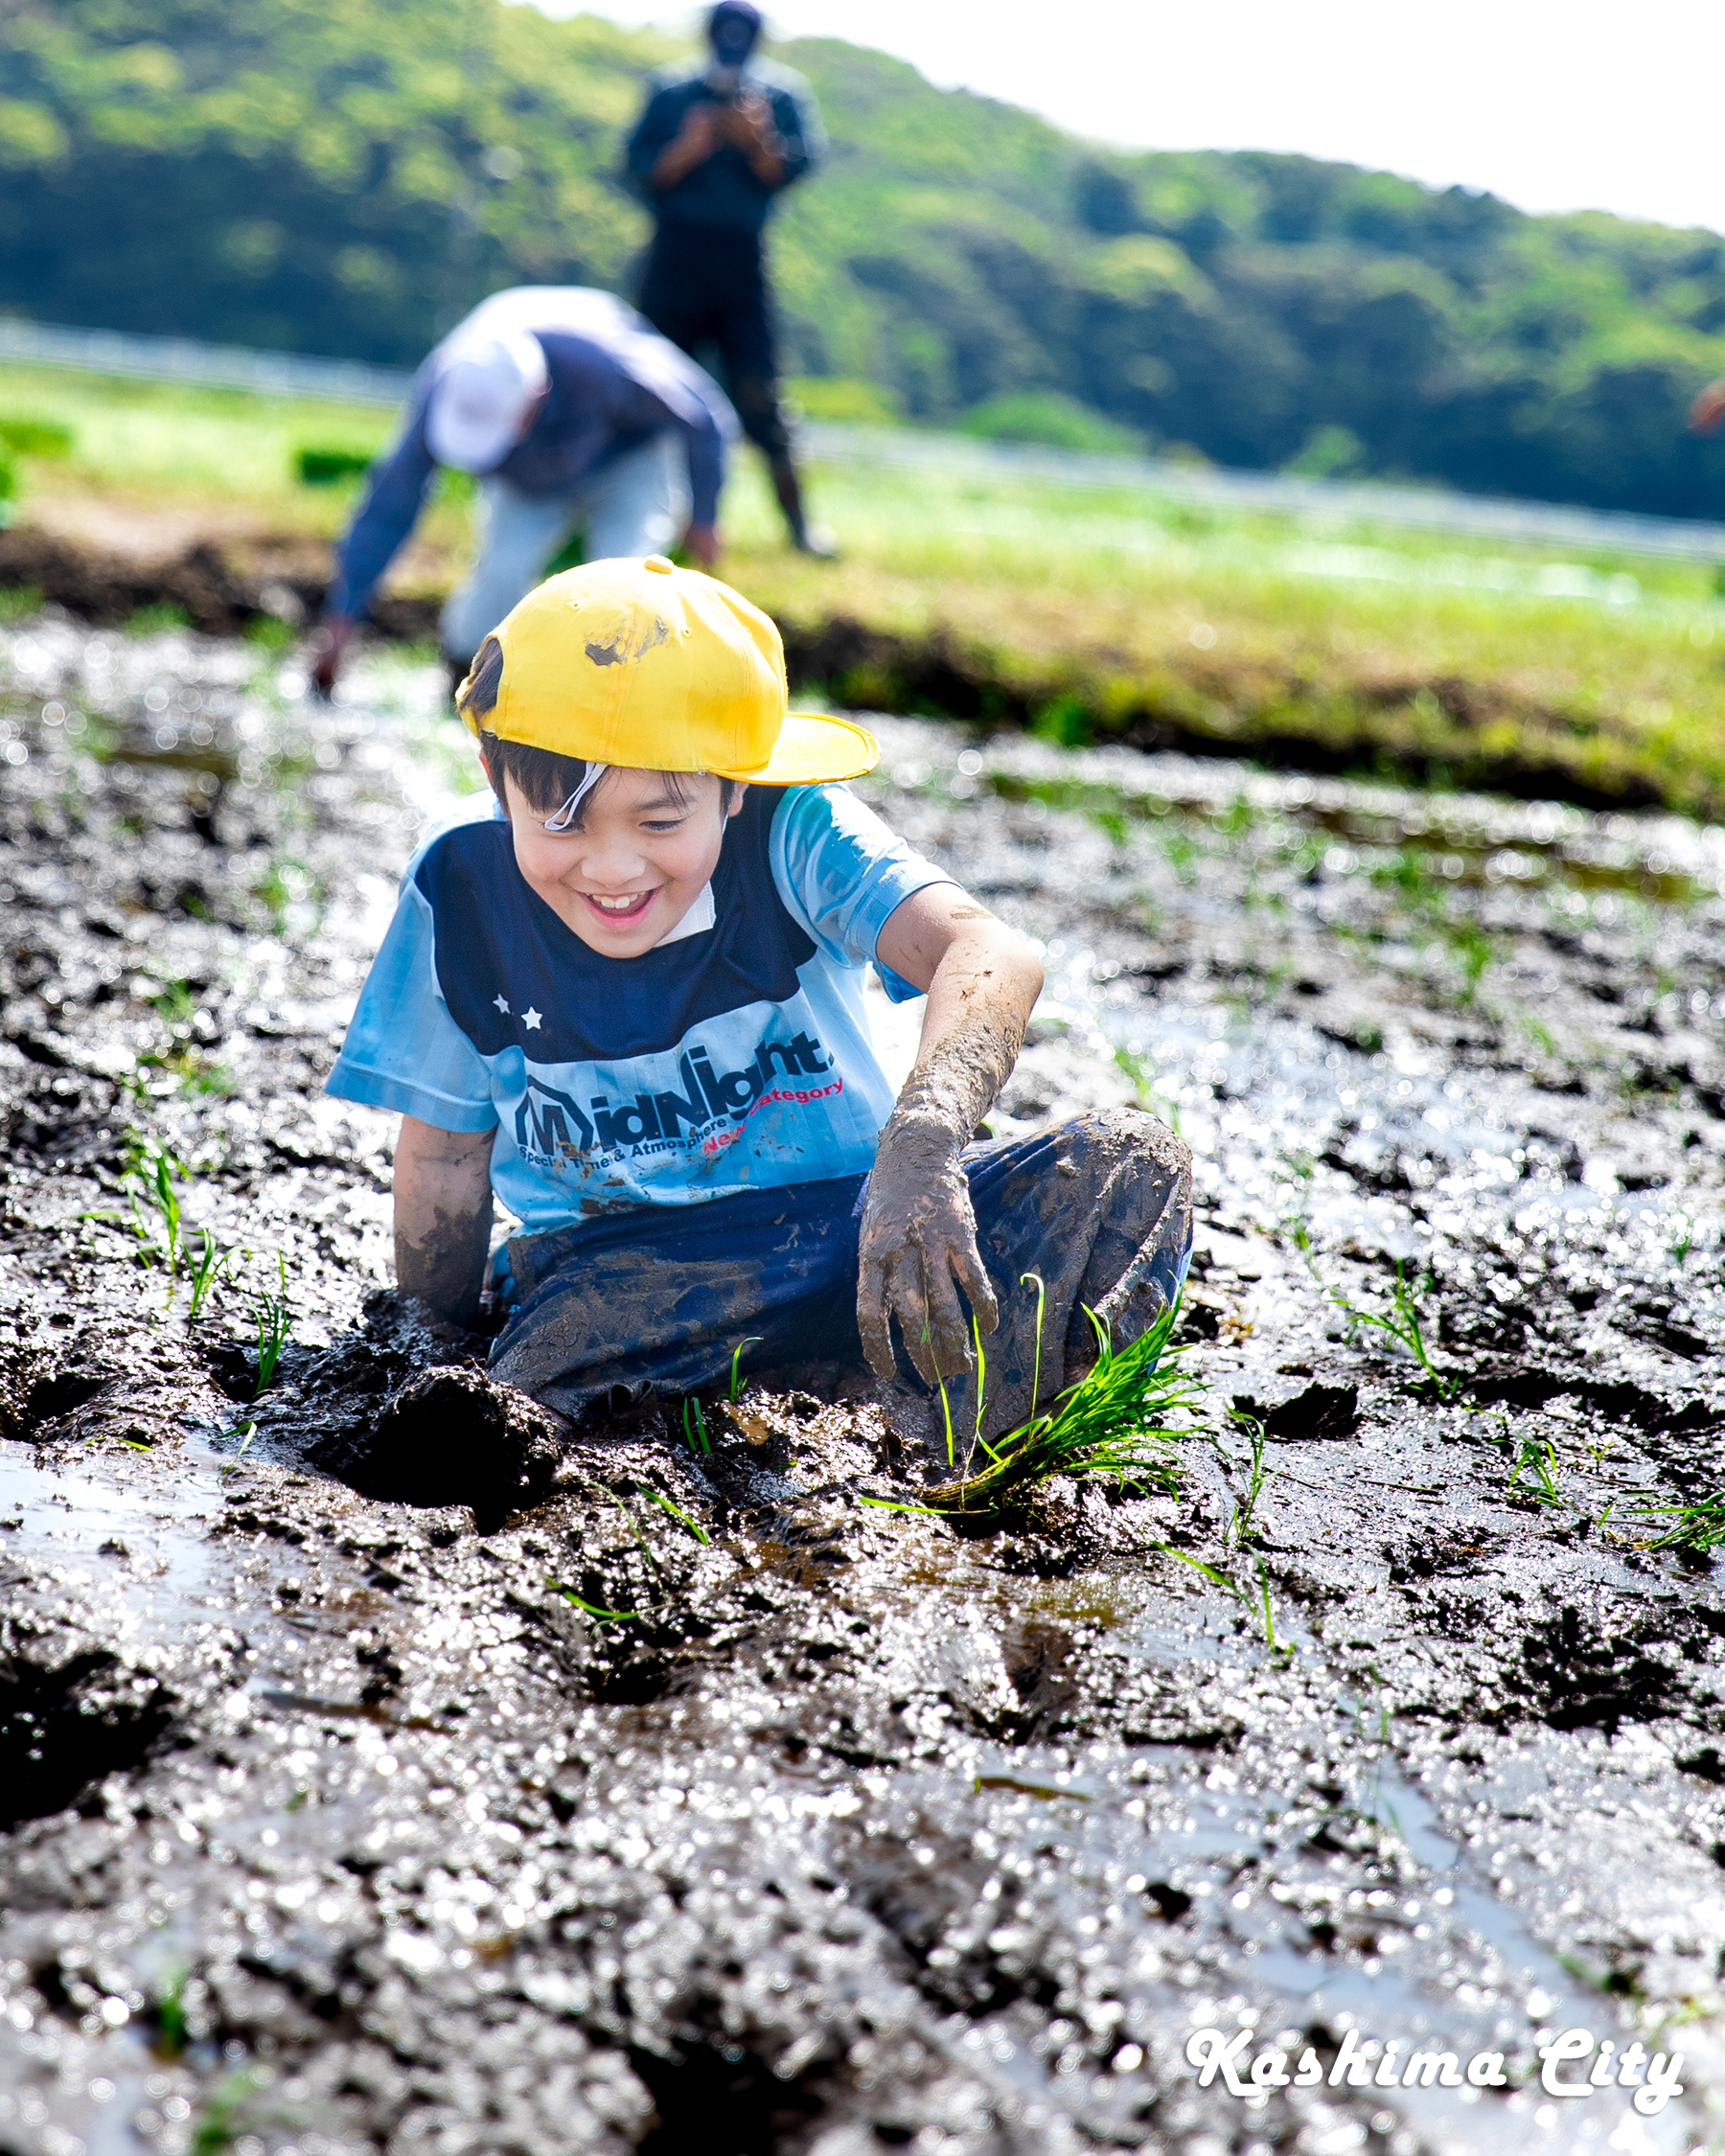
[542,763,608,831]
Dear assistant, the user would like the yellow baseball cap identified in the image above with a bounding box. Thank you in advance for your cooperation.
[457,555,878,784]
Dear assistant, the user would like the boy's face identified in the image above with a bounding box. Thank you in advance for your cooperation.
[495,764,744,958]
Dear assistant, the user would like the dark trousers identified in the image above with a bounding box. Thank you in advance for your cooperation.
[637,222,794,459]
[490,1109,1193,1437]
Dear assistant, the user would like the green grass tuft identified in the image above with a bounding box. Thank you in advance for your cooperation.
[250,1251,292,1393]
[1328,1261,1457,1396]
[1624,1491,1725,1554]
[920,1299,1198,1515]
[547,1579,642,1623]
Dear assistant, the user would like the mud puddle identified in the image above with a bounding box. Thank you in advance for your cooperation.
[4,611,1725,2153]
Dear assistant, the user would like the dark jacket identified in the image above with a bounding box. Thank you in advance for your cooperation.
[626,57,823,238]
[331,288,734,620]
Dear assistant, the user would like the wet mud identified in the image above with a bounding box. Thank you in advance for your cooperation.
[5,613,1725,2152]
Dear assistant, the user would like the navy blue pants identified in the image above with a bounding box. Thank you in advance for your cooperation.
[490,1109,1193,1438]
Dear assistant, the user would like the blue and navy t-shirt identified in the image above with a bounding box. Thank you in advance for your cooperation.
[325,784,952,1232]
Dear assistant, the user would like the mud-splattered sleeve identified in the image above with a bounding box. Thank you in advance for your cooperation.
[324,880,499,1133]
[768,784,958,1002]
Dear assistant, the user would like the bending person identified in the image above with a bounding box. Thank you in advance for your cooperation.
[311,286,736,696]
[626,0,833,557]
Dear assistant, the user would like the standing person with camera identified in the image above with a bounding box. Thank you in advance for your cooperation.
[626,0,835,558]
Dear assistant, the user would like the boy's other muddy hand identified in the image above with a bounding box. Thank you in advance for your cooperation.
[858,1114,999,1384]
[394,1114,496,1329]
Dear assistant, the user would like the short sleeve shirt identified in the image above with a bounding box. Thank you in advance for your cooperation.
[325,784,952,1232]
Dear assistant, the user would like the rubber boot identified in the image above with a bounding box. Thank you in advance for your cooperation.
[770,454,839,559]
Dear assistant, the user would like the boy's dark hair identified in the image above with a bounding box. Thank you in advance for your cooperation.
[458,631,740,823]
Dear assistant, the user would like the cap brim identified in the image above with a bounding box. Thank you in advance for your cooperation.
[717,710,879,785]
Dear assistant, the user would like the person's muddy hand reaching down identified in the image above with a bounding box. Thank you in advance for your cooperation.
[310,614,354,699]
[681,520,720,569]
[859,887,1044,1385]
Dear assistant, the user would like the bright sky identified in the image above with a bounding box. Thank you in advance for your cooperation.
[550,0,1725,237]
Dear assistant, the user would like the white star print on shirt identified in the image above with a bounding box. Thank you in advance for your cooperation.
[493,994,510,1014]
[522,1009,542,1030]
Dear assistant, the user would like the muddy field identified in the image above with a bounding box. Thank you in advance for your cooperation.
[5,612,1725,2155]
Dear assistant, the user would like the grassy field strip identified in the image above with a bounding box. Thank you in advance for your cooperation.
[4,319,1724,568]
[800,486,1716,622]
[797,419,1725,565]
[5,358,1725,814]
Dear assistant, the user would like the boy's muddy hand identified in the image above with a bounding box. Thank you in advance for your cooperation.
[857,1117,999,1384]
[861,885,1045,1382]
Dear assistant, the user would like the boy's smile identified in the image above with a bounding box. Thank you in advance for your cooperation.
[494,764,743,957]
[586,889,655,922]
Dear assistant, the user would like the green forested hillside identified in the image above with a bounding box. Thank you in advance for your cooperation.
[3,0,1725,517]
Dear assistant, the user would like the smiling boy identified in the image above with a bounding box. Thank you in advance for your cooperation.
[326,556,1192,1445]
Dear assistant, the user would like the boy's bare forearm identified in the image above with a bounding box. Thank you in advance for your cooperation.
[393,1116,495,1328]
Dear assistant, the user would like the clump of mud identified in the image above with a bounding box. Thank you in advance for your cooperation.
[5,608,1725,2153]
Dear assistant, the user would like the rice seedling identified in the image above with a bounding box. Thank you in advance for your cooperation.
[582,1477,683,1575]
[1158,826,1202,885]
[1253,1557,1292,1656]
[728,1336,763,1401]
[1622,1491,1725,1554]
[1114,1044,1183,1135]
[250,1252,292,1394]
[546,1579,642,1623]
[132,1135,183,1273]
[80,1130,184,1275]
[1222,1411,1273,1548]
[1444,917,1500,1003]
[634,1482,710,1547]
[918,1296,1200,1515]
[152,1964,189,2060]
[186,1227,230,1320]
[1154,1544,1234,1593]
[1328,1261,1456,1396]
[126,975,232,1097]
[188,2071,258,2156]
[251,856,323,938]
[1508,1433,1562,1506]
[973,1772,1090,1801]
[681,1395,711,1456]
[1150,1540,1294,1658]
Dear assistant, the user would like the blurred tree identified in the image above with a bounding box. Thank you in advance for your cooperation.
[1,0,1723,516]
